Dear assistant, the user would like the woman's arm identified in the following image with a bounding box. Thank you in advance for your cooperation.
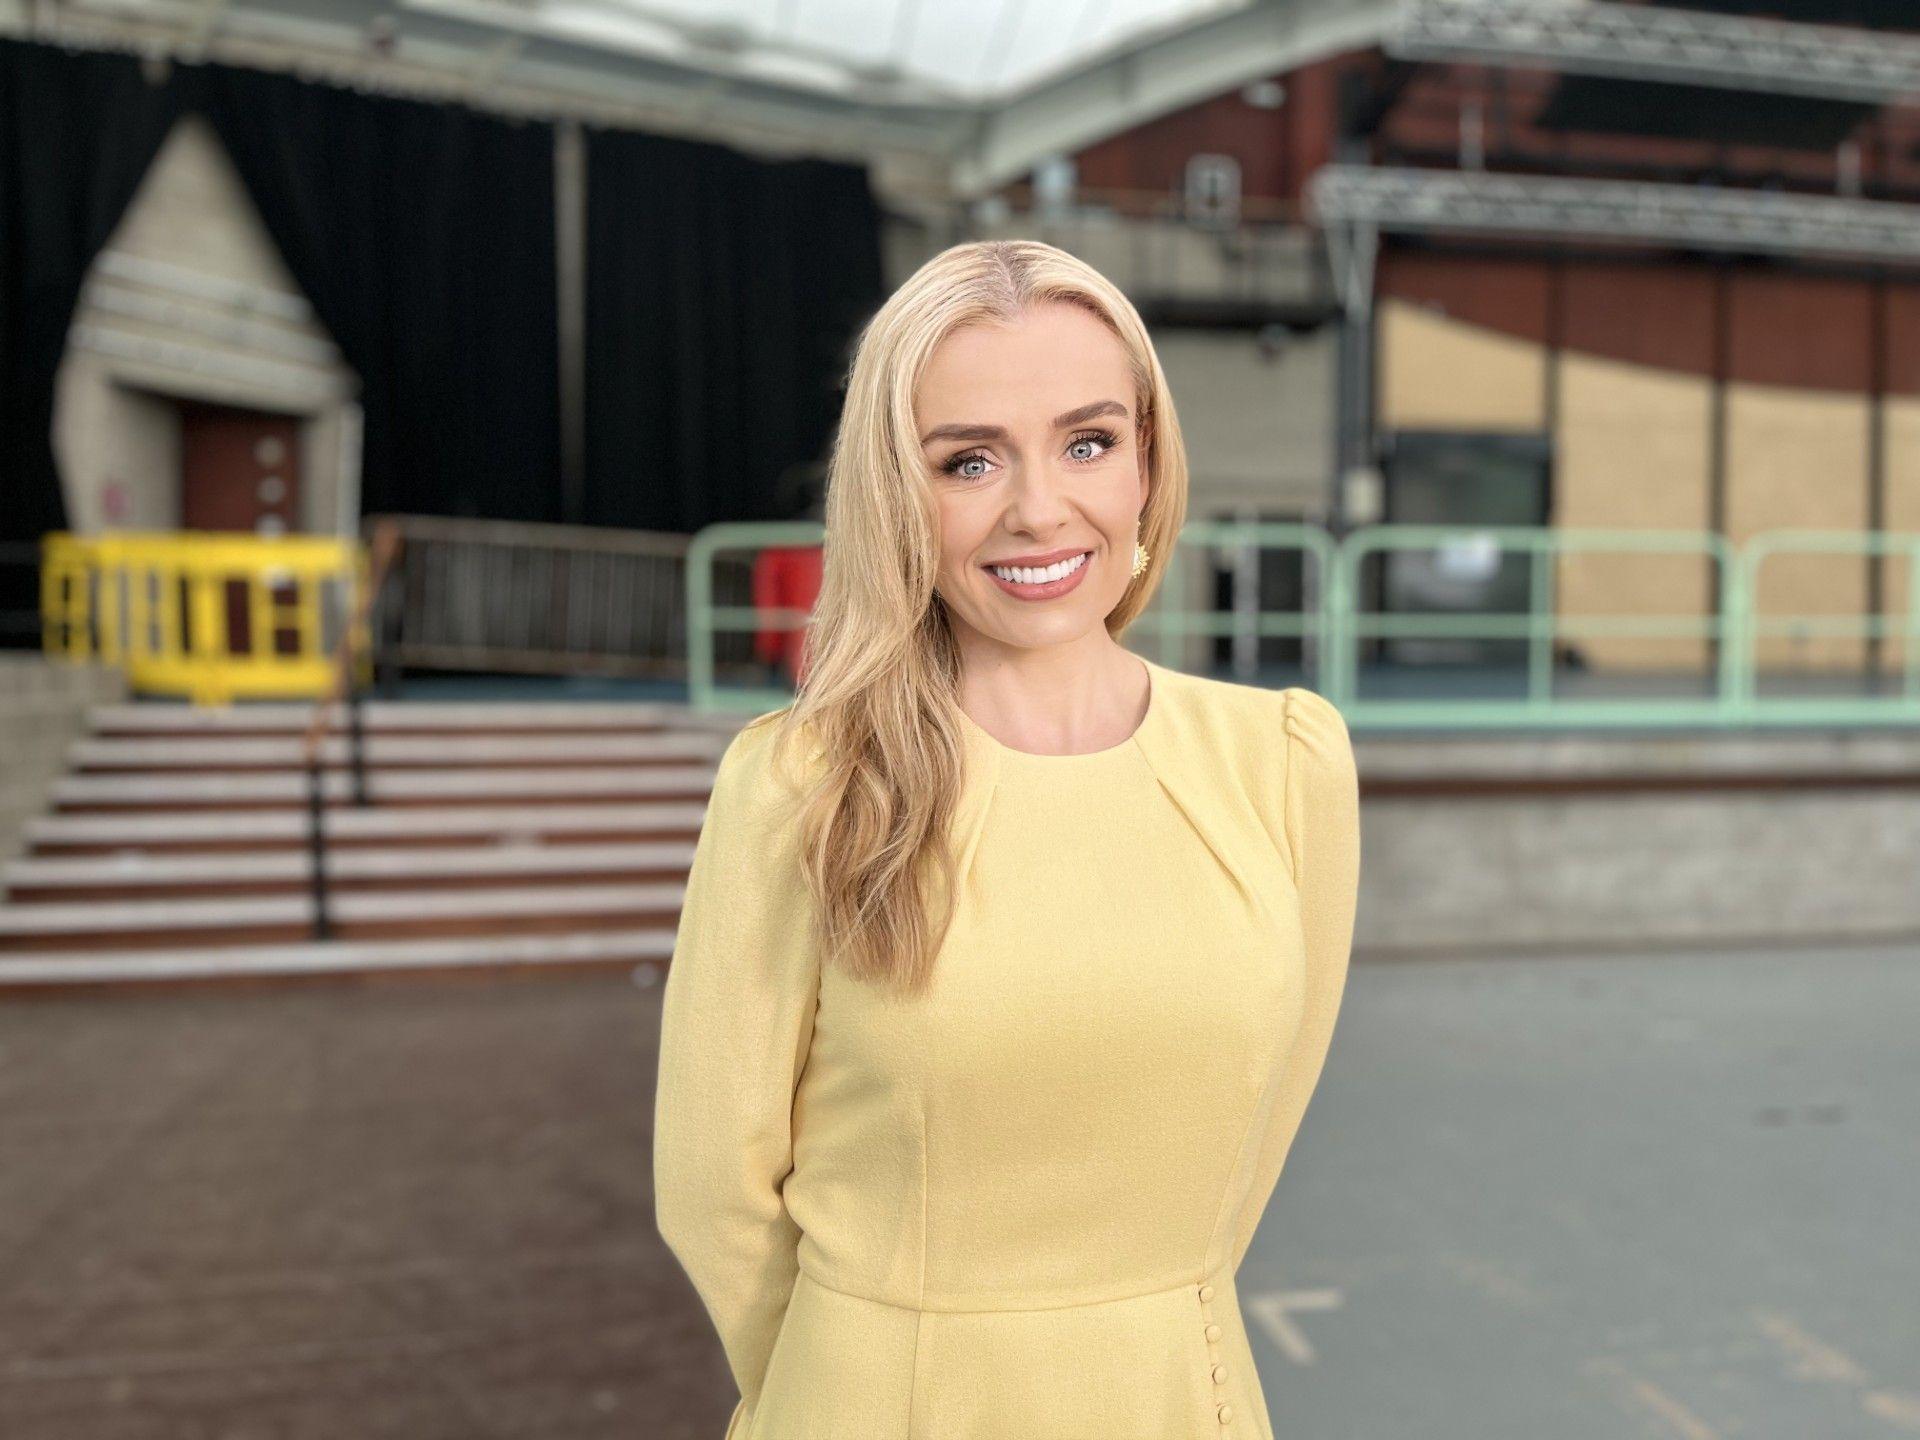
[653,717,821,1428]
[1229,685,1362,1274]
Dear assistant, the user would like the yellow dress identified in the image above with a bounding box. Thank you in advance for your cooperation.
[654,656,1362,1440]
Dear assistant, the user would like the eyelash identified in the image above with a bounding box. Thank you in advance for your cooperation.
[938,428,1120,481]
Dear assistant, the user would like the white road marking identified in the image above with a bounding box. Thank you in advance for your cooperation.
[1582,1356,1721,1440]
[1750,1307,1869,1384]
[1243,1287,1343,1366]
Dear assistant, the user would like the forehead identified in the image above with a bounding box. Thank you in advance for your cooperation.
[916,302,1132,423]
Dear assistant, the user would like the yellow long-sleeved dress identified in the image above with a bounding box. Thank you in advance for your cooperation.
[653,655,1361,1440]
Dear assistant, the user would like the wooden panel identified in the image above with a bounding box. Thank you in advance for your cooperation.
[1378,298,1547,431]
[1725,383,1871,669]
[1886,288,1920,399]
[1882,398,1920,678]
[1726,272,1874,393]
[1561,262,1716,376]
[1070,52,1366,206]
[1554,352,1715,671]
[1379,250,1552,344]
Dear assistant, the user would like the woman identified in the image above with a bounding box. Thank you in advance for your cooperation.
[654,238,1361,1440]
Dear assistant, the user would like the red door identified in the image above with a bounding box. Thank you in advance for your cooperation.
[180,401,302,533]
[178,401,305,656]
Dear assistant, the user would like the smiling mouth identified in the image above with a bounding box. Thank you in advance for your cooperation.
[982,550,1092,583]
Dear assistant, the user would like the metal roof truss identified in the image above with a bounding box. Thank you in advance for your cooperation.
[1388,0,1920,106]
[1310,163,1920,295]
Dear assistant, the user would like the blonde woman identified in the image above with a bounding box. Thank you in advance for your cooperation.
[654,238,1361,1440]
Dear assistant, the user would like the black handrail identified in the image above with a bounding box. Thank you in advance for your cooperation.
[302,521,404,941]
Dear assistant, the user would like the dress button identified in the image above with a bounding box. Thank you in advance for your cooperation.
[1212,1363,1229,1383]
[1203,1323,1223,1343]
[1217,1403,1234,1424]
[1198,1284,1215,1302]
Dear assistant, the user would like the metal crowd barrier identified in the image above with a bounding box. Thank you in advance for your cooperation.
[40,529,366,705]
[687,520,1920,729]
[369,513,695,682]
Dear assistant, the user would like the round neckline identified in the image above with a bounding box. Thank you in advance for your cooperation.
[956,653,1162,764]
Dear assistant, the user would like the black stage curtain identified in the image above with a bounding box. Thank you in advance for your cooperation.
[0,38,183,644]
[582,127,884,533]
[178,61,564,524]
[1,36,884,649]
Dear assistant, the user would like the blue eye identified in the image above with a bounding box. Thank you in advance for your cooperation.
[938,428,1120,481]
[1066,428,1119,463]
[943,452,992,481]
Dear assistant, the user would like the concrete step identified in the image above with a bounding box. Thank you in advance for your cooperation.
[67,731,732,772]
[24,801,708,853]
[4,699,757,986]
[0,881,685,951]
[2,840,697,900]
[85,699,750,735]
[0,926,677,991]
[51,764,720,810]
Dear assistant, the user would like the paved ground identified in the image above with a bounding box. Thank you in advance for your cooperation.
[0,944,1914,1440]
[0,969,718,1440]
[1245,942,1920,1440]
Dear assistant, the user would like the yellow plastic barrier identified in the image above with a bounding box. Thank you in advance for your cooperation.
[40,530,371,706]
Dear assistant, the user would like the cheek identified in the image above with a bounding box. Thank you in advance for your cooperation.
[934,493,989,578]
[1094,499,1140,551]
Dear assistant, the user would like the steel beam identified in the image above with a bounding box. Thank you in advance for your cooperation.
[1390,0,1920,106]
[1310,163,1920,265]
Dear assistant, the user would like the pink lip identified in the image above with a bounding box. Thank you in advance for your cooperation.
[982,548,1093,602]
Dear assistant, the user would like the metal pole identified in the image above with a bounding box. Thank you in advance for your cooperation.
[555,118,588,526]
[307,753,331,941]
[349,684,368,807]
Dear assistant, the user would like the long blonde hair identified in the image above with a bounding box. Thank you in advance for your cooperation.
[753,238,1189,996]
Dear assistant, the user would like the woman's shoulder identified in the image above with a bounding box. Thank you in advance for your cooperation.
[706,707,821,832]
[1153,661,1348,753]
[1148,664,1354,823]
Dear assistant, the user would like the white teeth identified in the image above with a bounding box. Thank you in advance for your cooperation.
[990,551,1088,585]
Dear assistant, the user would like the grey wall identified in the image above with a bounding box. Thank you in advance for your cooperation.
[0,656,125,873]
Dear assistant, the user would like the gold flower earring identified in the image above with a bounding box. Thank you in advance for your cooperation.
[1130,542,1150,579]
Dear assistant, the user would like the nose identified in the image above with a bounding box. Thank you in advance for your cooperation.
[998,455,1076,534]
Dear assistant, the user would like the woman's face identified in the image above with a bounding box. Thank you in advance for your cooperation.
[917,300,1150,653]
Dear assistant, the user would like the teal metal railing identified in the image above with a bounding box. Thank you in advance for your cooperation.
[687,520,1920,729]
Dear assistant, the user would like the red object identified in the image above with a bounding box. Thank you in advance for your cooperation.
[751,544,824,687]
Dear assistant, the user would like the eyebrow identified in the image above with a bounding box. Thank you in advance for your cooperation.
[919,399,1128,446]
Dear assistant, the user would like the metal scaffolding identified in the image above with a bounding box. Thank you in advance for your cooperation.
[1388,0,1920,105]
[1309,164,1920,269]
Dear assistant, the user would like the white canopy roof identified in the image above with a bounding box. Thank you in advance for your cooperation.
[501,0,1256,104]
[30,0,1398,188]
